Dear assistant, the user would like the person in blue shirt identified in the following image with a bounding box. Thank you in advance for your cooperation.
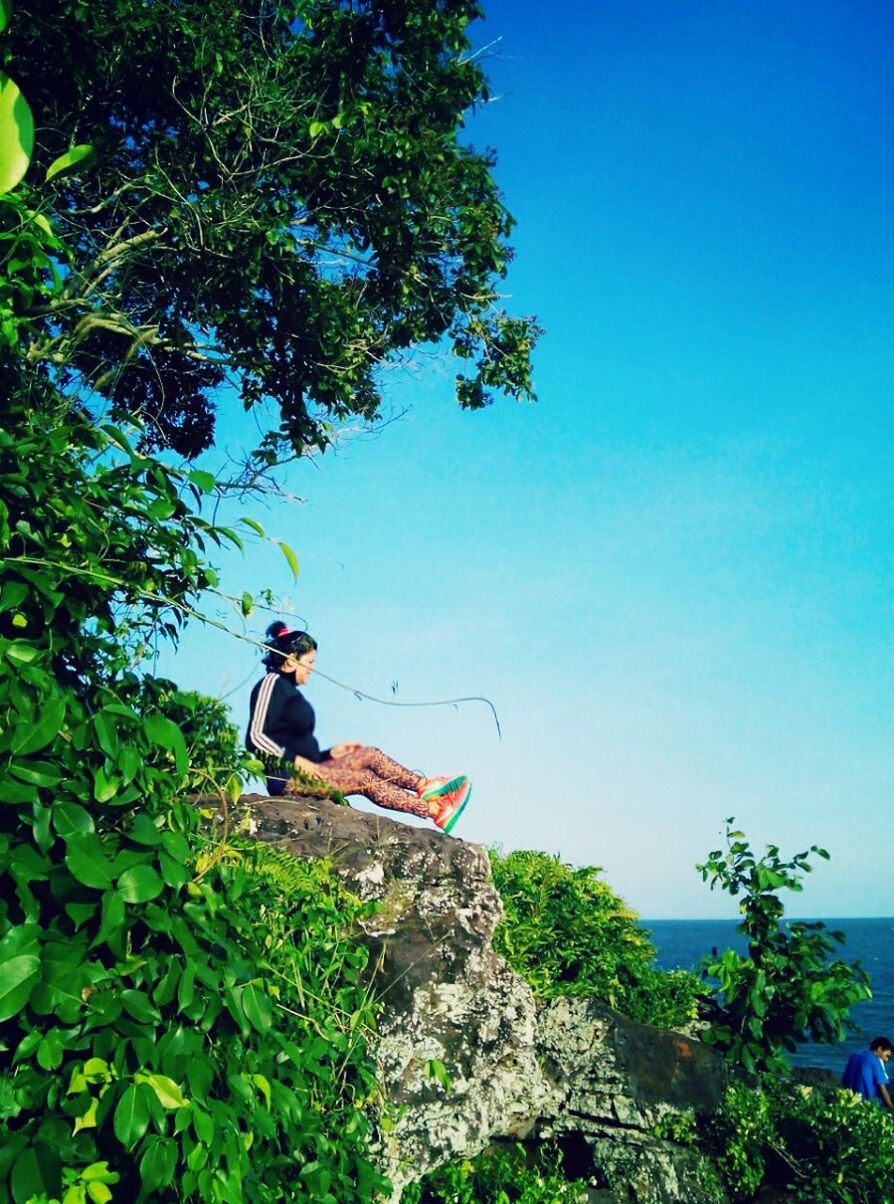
[841,1037,894,1108]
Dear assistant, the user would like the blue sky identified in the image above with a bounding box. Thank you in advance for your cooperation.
[159,0,893,919]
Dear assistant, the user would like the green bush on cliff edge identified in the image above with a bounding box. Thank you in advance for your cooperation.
[488,848,701,1029]
[0,400,388,1202]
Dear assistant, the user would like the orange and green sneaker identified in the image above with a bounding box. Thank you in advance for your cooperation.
[423,776,472,833]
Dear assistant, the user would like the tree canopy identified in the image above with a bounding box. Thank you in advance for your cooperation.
[6,0,539,458]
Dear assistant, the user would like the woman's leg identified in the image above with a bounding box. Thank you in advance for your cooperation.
[327,746,422,791]
[296,746,431,818]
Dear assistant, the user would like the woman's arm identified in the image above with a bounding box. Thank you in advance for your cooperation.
[292,754,321,775]
[249,674,289,757]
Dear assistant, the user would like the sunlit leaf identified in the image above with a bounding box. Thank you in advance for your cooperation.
[0,72,34,194]
[277,539,299,582]
[117,864,164,903]
[45,142,96,182]
[239,516,265,538]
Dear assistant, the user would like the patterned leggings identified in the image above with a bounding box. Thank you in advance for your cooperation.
[287,746,431,818]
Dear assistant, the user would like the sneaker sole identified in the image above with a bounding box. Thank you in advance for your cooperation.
[442,785,472,834]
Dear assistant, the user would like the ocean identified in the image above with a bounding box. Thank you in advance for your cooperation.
[644,916,894,1074]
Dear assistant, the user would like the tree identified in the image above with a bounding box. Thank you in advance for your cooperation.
[7,0,540,459]
[697,820,871,1074]
[0,5,542,1194]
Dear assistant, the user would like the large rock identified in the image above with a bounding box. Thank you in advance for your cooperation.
[241,793,728,1202]
[537,996,728,1202]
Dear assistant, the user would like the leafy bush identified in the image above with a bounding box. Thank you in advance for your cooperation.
[708,1078,894,1203]
[0,399,388,1201]
[400,1141,589,1204]
[697,820,870,1073]
[488,849,701,1029]
[134,682,245,796]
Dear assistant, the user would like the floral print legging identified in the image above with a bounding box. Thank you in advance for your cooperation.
[286,746,431,818]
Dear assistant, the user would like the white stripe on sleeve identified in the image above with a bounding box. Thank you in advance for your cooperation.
[250,674,287,757]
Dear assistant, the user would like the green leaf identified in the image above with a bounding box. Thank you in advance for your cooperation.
[45,142,96,182]
[94,888,125,948]
[277,540,300,581]
[0,72,34,194]
[0,924,40,1021]
[139,1136,177,1193]
[0,778,38,805]
[83,1057,112,1082]
[10,1143,61,1204]
[119,745,141,784]
[127,813,163,845]
[238,982,273,1034]
[239,516,266,538]
[192,1106,214,1144]
[121,989,160,1023]
[117,864,164,903]
[36,1028,65,1069]
[188,469,216,493]
[73,1096,100,1135]
[65,900,98,928]
[0,0,11,37]
[0,951,40,1021]
[82,1162,120,1186]
[11,696,64,754]
[9,759,61,787]
[136,1072,188,1109]
[4,641,39,664]
[113,1083,151,1149]
[65,834,115,889]
[93,765,120,802]
[92,711,119,757]
[159,849,190,889]
[144,713,187,774]
[53,802,95,837]
[241,591,253,617]
[252,1073,271,1108]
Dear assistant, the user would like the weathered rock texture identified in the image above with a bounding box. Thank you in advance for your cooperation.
[242,793,728,1202]
[537,997,727,1202]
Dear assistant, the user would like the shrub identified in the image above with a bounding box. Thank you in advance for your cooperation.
[488,849,701,1029]
[697,820,870,1073]
[400,1141,589,1204]
[708,1078,894,1203]
[0,400,388,1201]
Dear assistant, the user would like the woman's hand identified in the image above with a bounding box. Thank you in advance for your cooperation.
[329,741,363,759]
[292,755,319,774]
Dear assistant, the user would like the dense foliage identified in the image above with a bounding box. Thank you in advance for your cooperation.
[0,3,542,1199]
[0,398,390,1202]
[488,849,701,1029]
[401,1142,588,1204]
[708,1079,894,1203]
[697,820,870,1074]
[5,0,540,458]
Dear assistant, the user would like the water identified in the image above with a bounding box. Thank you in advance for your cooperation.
[644,916,894,1074]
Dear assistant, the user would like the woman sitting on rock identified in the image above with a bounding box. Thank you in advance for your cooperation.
[246,622,471,833]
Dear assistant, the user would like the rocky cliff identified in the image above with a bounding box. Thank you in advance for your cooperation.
[240,793,729,1202]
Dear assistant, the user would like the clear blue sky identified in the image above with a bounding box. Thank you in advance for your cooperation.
[159,0,893,919]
